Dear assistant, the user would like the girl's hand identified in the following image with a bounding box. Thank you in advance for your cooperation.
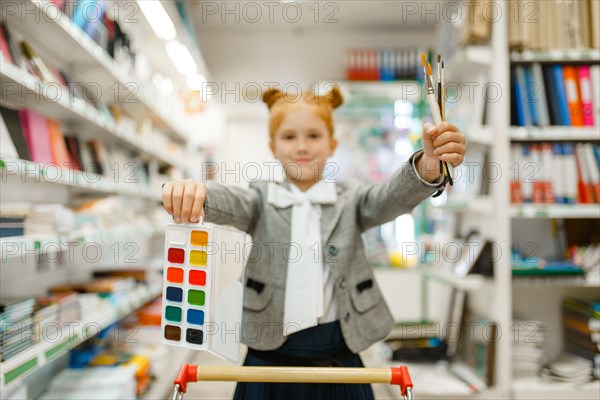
[418,122,467,182]
[422,122,466,166]
[162,179,206,223]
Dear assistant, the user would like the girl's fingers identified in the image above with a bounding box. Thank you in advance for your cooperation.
[171,181,185,223]
[162,182,174,215]
[433,130,465,148]
[439,153,464,167]
[190,184,206,224]
[180,179,197,223]
[433,141,465,157]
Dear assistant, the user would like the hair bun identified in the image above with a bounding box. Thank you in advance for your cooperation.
[319,85,343,109]
[262,88,284,109]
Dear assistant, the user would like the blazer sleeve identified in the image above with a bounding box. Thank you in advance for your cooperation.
[356,150,446,231]
[203,181,262,233]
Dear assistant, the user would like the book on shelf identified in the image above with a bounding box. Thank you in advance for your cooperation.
[511,63,599,127]
[562,298,600,379]
[510,0,600,51]
[511,142,600,204]
[344,48,430,81]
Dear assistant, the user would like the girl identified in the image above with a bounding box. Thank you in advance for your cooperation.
[162,86,466,399]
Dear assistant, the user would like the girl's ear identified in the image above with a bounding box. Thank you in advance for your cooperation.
[322,85,344,109]
[263,88,284,109]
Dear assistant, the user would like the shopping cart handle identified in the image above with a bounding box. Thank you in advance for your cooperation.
[391,366,414,400]
[173,364,414,400]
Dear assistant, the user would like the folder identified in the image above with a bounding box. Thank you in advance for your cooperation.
[552,144,565,204]
[530,145,544,203]
[523,66,539,125]
[0,105,30,160]
[531,63,550,126]
[18,110,53,164]
[574,143,592,203]
[577,66,596,126]
[541,143,555,203]
[583,143,600,203]
[543,66,561,125]
[0,113,18,158]
[47,120,71,169]
[72,0,98,31]
[562,66,585,126]
[552,65,572,126]
[561,143,579,204]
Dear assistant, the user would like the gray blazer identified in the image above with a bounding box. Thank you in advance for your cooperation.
[203,150,445,353]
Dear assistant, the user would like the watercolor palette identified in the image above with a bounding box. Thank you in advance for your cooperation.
[161,223,247,363]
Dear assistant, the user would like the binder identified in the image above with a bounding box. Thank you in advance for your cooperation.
[513,67,527,126]
[552,65,572,126]
[47,120,71,169]
[543,66,561,125]
[577,66,596,126]
[562,66,585,126]
[0,113,18,158]
[18,110,53,164]
[523,66,539,125]
[561,143,579,204]
[583,143,600,203]
[0,106,30,160]
[530,145,544,203]
[552,144,565,204]
[531,63,550,126]
[541,143,555,203]
[574,143,592,203]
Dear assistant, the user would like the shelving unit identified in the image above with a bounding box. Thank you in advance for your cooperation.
[141,348,196,400]
[0,0,209,397]
[430,3,600,399]
[510,204,600,219]
[0,284,162,390]
[4,0,190,143]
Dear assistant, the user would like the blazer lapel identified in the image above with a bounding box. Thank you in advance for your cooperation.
[320,185,345,245]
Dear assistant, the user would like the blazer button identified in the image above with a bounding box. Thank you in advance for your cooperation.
[338,276,347,289]
[343,312,351,322]
[328,244,338,256]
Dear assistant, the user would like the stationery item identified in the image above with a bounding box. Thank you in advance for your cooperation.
[161,223,247,363]
[0,105,30,160]
[47,120,71,169]
[577,66,596,126]
[552,65,572,126]
[0,114,18,158]
[563,66,585,126]
[531,63,550,126]
[574,143,593,203]
[542,66,561,125]
[561,143,579,204]
[18,109,53,164]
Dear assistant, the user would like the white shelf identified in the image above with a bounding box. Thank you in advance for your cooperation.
[510,127,600,141]
[447,46,492,82]
[0,155,158,200]
[0,58,185,170]
[142,348,196,400]
[511,204,600,219]
[5,0,189,143]
[439,196,493,214]
[510,49,600,63]
[0,225,165,261]
[512,377,600,400]
[0,284,162,390]
[513,275,600,288]
[415,265,490,291]
[466,126,494,146]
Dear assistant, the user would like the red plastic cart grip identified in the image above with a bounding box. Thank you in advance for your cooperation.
[174,364,198,393]
[390,366,413,397]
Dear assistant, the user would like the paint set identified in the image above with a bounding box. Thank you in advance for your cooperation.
[161,223,247,363]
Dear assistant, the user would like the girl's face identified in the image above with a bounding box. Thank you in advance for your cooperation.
[270,107,337,187]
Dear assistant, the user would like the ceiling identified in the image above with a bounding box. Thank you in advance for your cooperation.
[189,1,438,32]
[188,1,438,117]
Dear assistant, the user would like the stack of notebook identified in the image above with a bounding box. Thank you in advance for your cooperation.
[0,297,35,361]
[512,320,546,378]
[563,298,600,379]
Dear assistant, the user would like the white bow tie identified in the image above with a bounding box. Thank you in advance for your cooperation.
[267,180,337,335]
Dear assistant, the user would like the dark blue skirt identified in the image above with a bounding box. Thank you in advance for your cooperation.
[233,321,375,400]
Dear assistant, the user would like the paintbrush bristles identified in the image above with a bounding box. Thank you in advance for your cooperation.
[437,54,441,63]
[420,52,427,67]
[427,63,432,76]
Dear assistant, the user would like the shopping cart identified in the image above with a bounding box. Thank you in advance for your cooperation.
[171,363,413,400]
